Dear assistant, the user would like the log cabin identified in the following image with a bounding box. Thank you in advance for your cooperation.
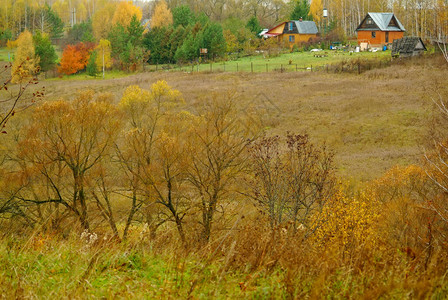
[356,13,405,47]
[391,37,427,57]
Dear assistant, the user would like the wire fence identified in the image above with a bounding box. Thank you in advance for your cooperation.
[146,58,394,75]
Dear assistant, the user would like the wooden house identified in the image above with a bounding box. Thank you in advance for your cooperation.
[356,13,405,47]
[391,37,427,57]
[265,20,318,47]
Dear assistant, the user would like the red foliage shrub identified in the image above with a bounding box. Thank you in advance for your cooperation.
[58,42,95,75]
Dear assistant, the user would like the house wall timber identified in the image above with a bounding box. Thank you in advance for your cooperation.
[357,31,404,46]
[356,13,406,47]
[281,33,316,46]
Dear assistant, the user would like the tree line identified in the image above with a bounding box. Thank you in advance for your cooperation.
[1,0,447,44]
[3,0,448,79]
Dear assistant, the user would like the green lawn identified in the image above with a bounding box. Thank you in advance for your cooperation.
[0,48,13,62]
[157,50,392,73]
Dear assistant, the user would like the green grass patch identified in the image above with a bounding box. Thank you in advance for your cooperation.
[0,48,13,62]
[156,50,391,73]
[0,236,442,299]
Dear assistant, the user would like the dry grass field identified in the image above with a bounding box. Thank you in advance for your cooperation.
[2,54,448,299]
[37,55,446,181]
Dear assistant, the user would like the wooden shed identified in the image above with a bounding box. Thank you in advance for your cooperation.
[356,13,405,47]
[265,20,318,48]
[391,37,427,57]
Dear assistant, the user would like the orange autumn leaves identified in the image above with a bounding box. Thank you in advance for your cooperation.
[58,42,95,75]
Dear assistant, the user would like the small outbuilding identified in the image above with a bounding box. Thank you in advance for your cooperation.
[391,37,427,57]
[356,12,405,47]
[265,19,318,48]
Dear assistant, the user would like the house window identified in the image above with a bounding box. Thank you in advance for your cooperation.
[366,18,373,25]
[371,31,376,38]
[289,22,294,31]
[289,35,295,43]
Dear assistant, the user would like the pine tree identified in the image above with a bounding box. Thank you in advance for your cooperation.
[172,5,195,28]
[246,16,262,36]
[46,4,64,40]
[33,31,57,73]
[290,0,312,21]
[86,50,98,76]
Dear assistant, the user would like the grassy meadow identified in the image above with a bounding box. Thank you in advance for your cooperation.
[35,53,441,180]
[156,49,392,73]
[2,53,448,299]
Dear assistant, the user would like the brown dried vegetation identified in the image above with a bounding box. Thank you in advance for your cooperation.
[1,54,448,298]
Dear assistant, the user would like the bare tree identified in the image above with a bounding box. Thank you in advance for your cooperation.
[0,62,42,135]
[249,133,336,233]
[187,94,259,242]
[438,39,448,64]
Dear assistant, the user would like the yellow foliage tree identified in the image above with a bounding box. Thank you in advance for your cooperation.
[117,81,186,241]
[369,165,434,253]
[95,39,112,78]
[11,30,38,83]
[17,91,121,231]
[112,1,142,28]
[309,0,323,22]
[311,187,380,254]
[151,0,173,28]
[92,2,117,40]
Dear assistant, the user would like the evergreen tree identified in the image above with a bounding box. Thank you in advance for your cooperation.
[46,4,64,40]
[172,6,195,28]
[86,50,98,76]
[0,29,12,47]
[66,21,94,45]
[174,32,199,62]
[246,16,262,36]
[143,26,173,64]
[290,0,312,21]
[127,15,144,47]
[168,26,187,61]
[201,23,226,59]
[33,31,57,73]
[108,24,128,61]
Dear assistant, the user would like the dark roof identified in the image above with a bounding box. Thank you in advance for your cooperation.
[356,12,405,32]
[392,37,427,55]
[293,21,318,34]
